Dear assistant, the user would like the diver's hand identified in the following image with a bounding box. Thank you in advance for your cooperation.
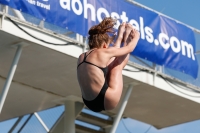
[116,22,126,41]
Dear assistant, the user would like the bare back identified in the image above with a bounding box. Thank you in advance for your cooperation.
[77,49,110,101]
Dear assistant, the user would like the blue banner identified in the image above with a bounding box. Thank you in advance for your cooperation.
[0,0,198,78]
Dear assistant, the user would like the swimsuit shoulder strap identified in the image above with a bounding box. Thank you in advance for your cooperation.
[77,49,96,68]
[84,49,95,60]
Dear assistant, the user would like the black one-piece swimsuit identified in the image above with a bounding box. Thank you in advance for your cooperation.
[77,50,108,112]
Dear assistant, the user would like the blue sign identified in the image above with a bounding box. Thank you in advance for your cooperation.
[0,0,198,78]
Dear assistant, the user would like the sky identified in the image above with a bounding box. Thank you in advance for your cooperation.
[1,0,200,133]
[117,0,200,133]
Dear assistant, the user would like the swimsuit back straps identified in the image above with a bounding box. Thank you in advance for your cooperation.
[77,49,109,112]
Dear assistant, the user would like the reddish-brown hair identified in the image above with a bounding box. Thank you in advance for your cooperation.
[88,17,116,49]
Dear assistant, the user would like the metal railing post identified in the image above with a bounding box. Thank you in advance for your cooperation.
[110,84,133,133]
[0,45,23,114]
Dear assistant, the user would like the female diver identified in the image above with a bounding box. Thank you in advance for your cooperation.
[77,17,140,112]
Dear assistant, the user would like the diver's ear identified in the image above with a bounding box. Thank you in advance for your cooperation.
[103,43,107,48]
